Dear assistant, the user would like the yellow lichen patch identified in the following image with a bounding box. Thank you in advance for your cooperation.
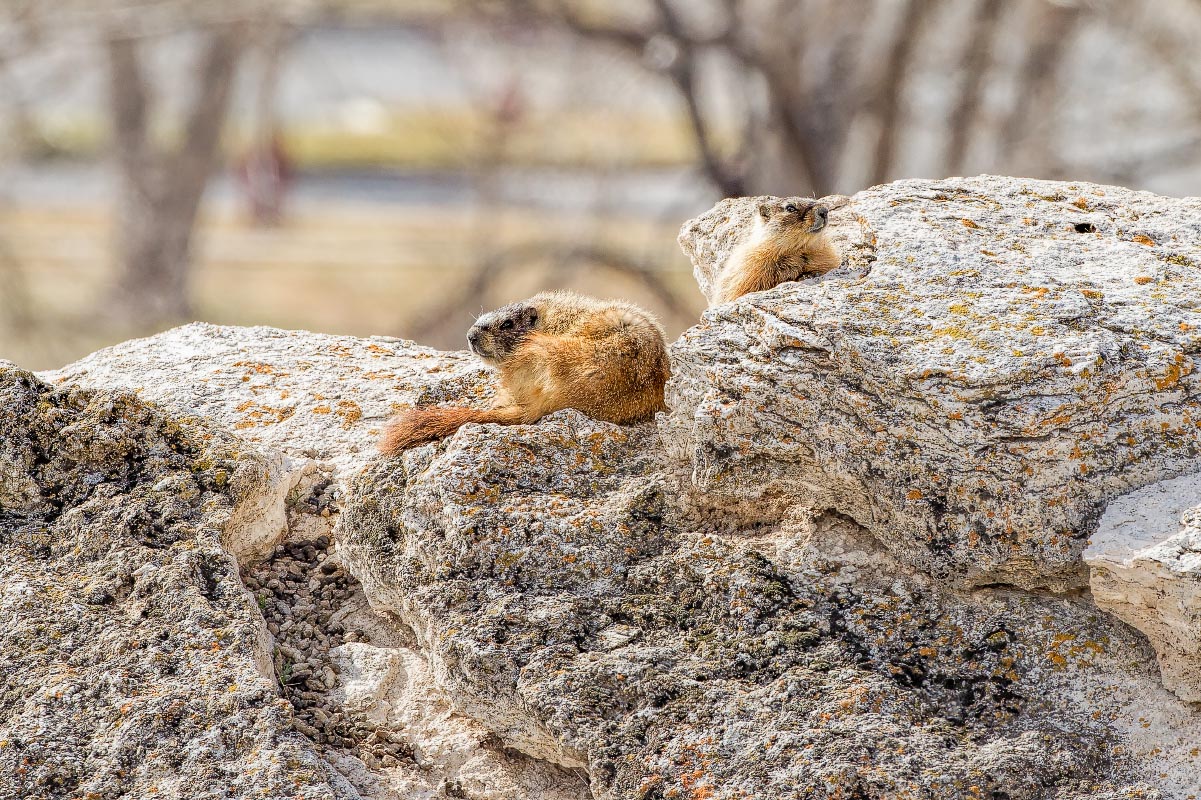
[366,344,395,356]
[234,401,296,429]
[312,405,331,414]
[232,360,283,376]
[961,219,981,230]
[1154,358,1189,391]
[1131,234,1156,247]
[1071,197,1090,211]
[334,400,363,429]
[1134,276,1155,285]
[906,489,923,500]
[1081,289,1103,299]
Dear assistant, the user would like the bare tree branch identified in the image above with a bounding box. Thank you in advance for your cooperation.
[869,0,938,184]
[945,0,1004,175]
[999,0,1085,169]
[106,22,247,321]
[650,0,744,195]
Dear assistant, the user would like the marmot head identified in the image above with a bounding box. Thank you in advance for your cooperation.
[467,301,540,365]
[757,198,829,235]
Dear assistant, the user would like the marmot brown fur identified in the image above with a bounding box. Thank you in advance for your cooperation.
[714,198,839,305]
[381,290,670,455]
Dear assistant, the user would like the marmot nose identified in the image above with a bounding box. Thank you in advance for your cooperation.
[809,205,829,232]
[467,328,481,348]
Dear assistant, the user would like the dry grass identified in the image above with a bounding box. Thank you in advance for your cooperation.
[24,109,703,171]
[0,203,704,371]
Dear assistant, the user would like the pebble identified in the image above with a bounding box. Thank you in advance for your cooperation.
[242,535,411,773]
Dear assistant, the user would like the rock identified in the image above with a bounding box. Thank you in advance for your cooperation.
[44,323,489,557]
[10,176,1201,798]
[336,410,1201,799]
[667,175,1201,591]
[327,642,587,799]
[44,322,488,470]
[0,366,355,800]
[1086,471,1201,702]
[328,643,402,717]
[40,323,590,799]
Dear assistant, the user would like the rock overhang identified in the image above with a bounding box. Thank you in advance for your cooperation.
[667,175,1201,591]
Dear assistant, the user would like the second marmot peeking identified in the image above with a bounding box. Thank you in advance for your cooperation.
[714,198,839,305]
[381,290,670,455]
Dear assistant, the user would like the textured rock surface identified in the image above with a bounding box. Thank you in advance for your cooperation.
[9,175,1201,799]
[1086,471,1201,702]
[0,366,354,800]
[668,176,1201,591]
[337,412,1201,799]
[39,323,585,800]
[45,323,489,557]
[46,323,488,470]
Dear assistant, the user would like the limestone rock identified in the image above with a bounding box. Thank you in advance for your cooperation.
[1086,471,1201,702]
[10,175,1201,799]
[0,366,355,800]
[337,411,1201,799]
[44,321,488,468]
[667,176,1201,591]
[39,323,587,800]
[44,322,488,558]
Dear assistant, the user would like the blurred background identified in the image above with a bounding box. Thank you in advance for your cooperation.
[2,0,1200,370]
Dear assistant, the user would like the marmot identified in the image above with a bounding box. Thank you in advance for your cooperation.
[380,290,670,455]
[713,198,839,305]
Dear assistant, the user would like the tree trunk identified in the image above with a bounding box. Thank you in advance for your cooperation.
[105,25,244,324]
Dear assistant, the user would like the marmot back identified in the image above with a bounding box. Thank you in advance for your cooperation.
[381,291,670,454]
[714,198,840,305]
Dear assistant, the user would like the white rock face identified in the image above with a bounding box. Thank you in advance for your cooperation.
[44,323,488,558]
[44,322,488,468]
[1086,471,1201,702]
[15,176,1201,799]
[328,643,587,799]
[668,175,1201,591]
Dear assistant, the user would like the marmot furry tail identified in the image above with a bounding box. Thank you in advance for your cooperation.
[380,406,527,455]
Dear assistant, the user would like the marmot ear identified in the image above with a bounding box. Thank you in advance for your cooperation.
[757,203,772,220]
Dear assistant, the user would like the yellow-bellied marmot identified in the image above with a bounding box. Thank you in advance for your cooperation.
[381,290,670,455]
[714,198,839,305]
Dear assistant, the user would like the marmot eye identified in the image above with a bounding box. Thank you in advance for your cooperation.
[500,319,514,331]
[785,203,797,213]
